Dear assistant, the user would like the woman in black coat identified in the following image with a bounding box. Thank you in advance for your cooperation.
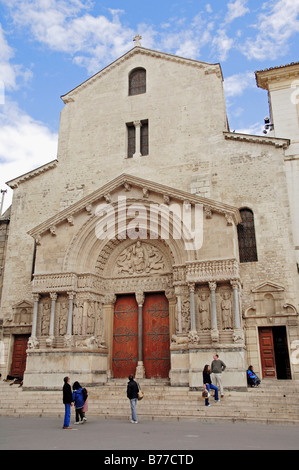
[62,376,73,429]
[127,375,139,423]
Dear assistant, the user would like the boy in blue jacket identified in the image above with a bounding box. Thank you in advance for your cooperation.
[72,381,85,424]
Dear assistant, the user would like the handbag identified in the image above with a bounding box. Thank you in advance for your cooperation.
[202,389,209,399]
[137,383,144,400]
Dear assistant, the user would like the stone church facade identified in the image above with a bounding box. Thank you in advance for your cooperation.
[0,41,298,390]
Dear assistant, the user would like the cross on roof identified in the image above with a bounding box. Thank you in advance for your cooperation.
[133,34,142,47]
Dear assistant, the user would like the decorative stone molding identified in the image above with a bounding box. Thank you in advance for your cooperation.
[33,273,78,293]
[6,160,58,189]
[185,258,239,284]
[27,173,241,239]
[224,131,289,149]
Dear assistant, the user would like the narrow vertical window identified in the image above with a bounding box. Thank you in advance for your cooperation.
[140,120,149,156]
[129,68,146,96]
[127,123,136,158]
[237,208,258,263]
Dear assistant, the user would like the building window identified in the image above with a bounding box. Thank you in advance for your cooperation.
[129,68,146,96]
[126,120,149,158]
[237,208,258,263]
[140,120,148,156]
[127,123,136,158]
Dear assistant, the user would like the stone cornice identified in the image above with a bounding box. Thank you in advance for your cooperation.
[255,62,299,90]
[61,46,223,103]
[28,173,241,239]
[224,131,290,149]
[6,160,58,189]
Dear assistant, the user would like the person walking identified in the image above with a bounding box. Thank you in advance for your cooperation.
[127,375,139,424]
[72,381,85,424]
[62,376,73,429]
[203,364,220,406]
[211,353,226,397]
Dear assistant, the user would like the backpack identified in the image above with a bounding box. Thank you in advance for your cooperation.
[82,387,88,402]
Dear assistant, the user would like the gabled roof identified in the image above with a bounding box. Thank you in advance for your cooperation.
[61,45,223,104]
[28,173,241,238]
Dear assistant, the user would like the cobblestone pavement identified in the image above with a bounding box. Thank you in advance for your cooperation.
[1,416,298,452]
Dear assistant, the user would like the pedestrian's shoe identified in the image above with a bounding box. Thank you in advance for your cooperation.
[74,421,80,425]
[63,426,72,429]
[130,420,138,424]
[83,417,87,422]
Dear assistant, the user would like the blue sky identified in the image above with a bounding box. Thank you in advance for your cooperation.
[1,0,299,212]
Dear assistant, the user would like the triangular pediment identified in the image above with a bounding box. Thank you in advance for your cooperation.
[61,46,222,103]
[12,300,33,310]
[251,281,285,293]
[28,173,241,239]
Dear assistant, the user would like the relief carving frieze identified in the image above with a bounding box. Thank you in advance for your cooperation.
[114,241,167,277]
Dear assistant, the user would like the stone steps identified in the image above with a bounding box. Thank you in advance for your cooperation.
[1,380,299,425]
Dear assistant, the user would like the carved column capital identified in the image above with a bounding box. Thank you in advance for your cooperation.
[230,279,240,290]
[135,291,144,307]
[208,281,217,291]
[103,293,116,305]
[188,282,195,293]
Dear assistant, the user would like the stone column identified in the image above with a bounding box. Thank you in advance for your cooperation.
[49,293,57,336]
[133,120,142,158]
[188,283,196,332]
[103,293,116,379]
[47,292,57,347]
[29,294,40,348]
[135,291,145,379]
[66,292,75,342]
[177,295,182,334]
[231,280,241,329]
[209,282,219,343]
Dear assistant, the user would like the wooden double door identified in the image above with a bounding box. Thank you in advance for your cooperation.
[112,293,170,379]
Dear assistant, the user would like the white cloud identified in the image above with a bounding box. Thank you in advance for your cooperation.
[211,29,234,61]
[234,122,265,136]
[3,0,134,74]
[0,23,32,93]
[0,100,58,213]
[224,71,255,97]
[225,0,249,24]
[242,0,299,60]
